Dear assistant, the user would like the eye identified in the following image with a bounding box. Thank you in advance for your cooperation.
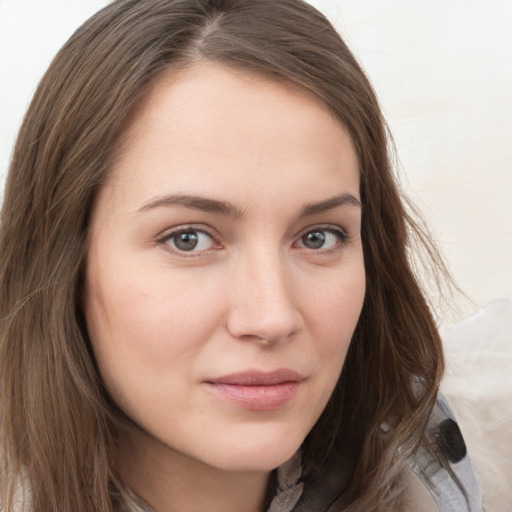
[297,228,347,250]
[160,228,216,253]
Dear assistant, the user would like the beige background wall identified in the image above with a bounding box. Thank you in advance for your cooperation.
[1,0,511,326]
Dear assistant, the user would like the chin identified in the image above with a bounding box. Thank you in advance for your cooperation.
[202,428,306,473]
[212,451,299,473]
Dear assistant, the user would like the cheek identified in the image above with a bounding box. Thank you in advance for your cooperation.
[299,259,365,399]
[305,263,365,348]
[84,259,225,392]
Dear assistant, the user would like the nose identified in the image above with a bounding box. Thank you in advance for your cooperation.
[226,249,303,345]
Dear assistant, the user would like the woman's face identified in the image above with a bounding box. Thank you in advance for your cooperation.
[84,62,365,473]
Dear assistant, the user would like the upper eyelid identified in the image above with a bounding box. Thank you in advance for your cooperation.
[156,224,218,242]
[295,224,349,238]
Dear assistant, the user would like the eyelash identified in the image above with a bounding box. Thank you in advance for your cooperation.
[156,224,350,257]
[295,226,350,252]
[156,225,220,257]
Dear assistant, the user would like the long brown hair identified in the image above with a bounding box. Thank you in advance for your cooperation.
[0,1,445,510]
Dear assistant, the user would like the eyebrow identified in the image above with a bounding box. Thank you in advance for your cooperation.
[138,194,245,218]
[137,192,361,218]
[299,193,361,217]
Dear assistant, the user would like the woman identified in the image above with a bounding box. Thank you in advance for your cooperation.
[0,0,482,511]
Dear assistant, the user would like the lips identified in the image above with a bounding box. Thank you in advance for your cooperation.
[203,369,304,411]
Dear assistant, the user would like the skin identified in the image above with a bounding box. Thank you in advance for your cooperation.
[84,62,365,512]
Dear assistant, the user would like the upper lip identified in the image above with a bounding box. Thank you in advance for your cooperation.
[205,369,304,386]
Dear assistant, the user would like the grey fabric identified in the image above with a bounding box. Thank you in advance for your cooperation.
[407,395,483,512]
[267,450,304,512]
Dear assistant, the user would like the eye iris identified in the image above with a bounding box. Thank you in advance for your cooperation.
[174,232,199,251]
[303,231,326,249]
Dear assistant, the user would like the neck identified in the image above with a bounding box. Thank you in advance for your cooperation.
[117,426,273,512]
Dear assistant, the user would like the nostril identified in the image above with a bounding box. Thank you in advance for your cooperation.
[238,334,274,346]
[226,304,302,344]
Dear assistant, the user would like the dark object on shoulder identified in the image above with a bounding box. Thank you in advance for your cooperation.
[437,418,467,464]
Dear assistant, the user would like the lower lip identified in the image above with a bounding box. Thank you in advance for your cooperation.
[203,382,301,411]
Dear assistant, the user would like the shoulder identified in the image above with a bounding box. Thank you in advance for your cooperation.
[407,394,483,512]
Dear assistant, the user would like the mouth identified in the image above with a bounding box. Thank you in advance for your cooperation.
[203,369,304,411]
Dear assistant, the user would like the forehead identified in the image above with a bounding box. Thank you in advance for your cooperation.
[103,61,359,212]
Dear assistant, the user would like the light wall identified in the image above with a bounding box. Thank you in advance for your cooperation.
[1,0,511,325]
